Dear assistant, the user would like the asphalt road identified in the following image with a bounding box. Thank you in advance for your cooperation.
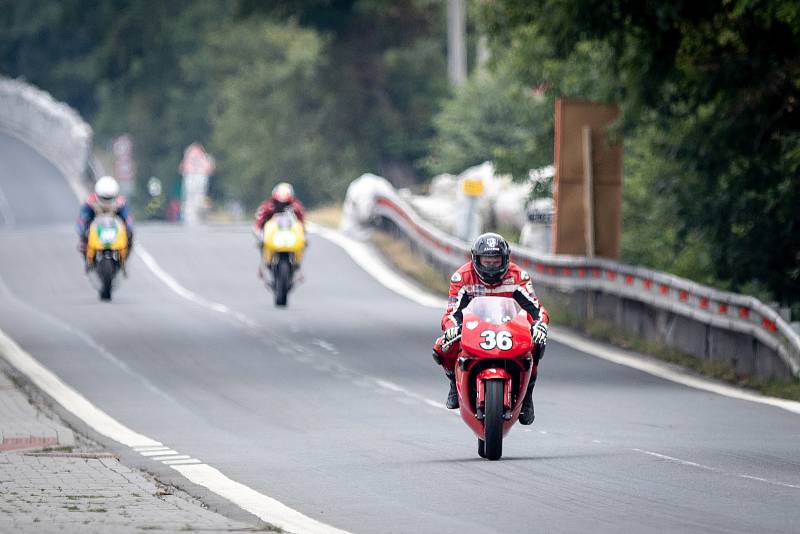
[1,131,799,533]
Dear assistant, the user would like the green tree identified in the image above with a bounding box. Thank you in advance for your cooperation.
[481,0,800,305]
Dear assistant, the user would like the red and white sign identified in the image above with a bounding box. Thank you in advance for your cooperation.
[180,143,215,177]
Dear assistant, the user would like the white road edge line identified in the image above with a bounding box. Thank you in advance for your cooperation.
[0,167,354,533]
[0,183,16,227]
[140,449,178,457]
[310,224,800,416]
[0,325,352,534]
[0,328,161,449]
[632,448,800,490]
[171,463,349,534]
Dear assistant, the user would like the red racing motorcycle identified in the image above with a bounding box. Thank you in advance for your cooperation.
[441,296,535,461]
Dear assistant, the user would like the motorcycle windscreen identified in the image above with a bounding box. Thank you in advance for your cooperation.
[463,296,522,325]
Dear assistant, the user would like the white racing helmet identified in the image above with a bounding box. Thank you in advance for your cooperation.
[94,176,120,210]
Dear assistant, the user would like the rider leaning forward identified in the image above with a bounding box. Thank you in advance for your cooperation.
[433,233,549,425]
[77,176,134,265]
[252,182,306,278]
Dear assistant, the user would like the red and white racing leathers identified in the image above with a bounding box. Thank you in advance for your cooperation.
[433,261,549,373]
[253,198,306,233]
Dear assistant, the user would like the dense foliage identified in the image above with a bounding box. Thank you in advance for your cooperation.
[480,0,800,306]
[1,0,798,307]
[0,0,449,207]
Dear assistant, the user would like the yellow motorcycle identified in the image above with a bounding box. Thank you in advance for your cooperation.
[86,214,128,301]
[261,211,305,307]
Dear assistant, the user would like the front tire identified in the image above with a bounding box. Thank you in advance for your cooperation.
[478,439,486,458]
[274,258,291,307]
[484,380,504,460]
[98,257,116,301]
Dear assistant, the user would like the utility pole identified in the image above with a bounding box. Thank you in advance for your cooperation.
[447,0,467,87]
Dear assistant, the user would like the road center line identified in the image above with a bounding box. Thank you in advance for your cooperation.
[632,448,800,490]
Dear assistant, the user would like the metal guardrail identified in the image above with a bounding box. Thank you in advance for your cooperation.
[0,77,92,186]
[367,186,800,378]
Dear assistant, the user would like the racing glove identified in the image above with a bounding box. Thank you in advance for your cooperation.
[531,321,548,345]
[443,326,461,343]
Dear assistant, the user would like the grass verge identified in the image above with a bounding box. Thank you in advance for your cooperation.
[306,203,343,229]
[369,230,800,400]
[369,230,451,295]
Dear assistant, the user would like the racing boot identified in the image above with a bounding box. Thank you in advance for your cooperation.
[518,373,537,425]
[445,371,459,409]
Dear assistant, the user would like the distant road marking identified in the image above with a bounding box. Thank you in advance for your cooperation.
[0,328,161,448]
[0,323,353,533]
[153,454,191,461]
[553,329,800,416]
[373,378,451,413]
[632,448,800,490]
[312,225,800,416]
[308,223,445,308]
[1,134,356,532]
[140,449,178,457]
[163,458,202,466]
[0,184,15,227]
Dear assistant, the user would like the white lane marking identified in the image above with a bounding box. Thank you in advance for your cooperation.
[373,378,451,413]
[632,448,800,490]
[312,339,339,355]
[134,446,170,452]
[552,329,800,416]
[0,328,161,448]
[163,458,202,466]
[153,454,191,461]
[0,183,15,227]
[14,146,353,532]
[0,274,184,408]
[172,463,351,534]
[308,223,446,308]
[312,225,800,417]
[135,246,257,328]
[0,317,355,531]
[140,449,178,457]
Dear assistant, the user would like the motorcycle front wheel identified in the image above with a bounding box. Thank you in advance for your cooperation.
[483,379,504,460]
[97,257,116,301]
[274,258,291,307]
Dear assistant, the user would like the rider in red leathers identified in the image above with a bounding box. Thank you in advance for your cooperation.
[253,182,306,278]
[253,182,306,232]
[433,233,549,425]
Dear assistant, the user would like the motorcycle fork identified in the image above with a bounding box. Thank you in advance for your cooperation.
[474,369,513,421]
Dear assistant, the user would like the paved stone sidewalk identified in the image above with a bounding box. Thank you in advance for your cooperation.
[0,371,258,533]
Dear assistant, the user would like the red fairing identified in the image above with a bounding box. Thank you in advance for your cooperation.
[452,301,536,442]
[475,369,512,410]
[460,309,533,359]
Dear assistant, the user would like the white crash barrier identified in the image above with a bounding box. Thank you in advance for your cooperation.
[0,77,92,186]
[342,174,800,380]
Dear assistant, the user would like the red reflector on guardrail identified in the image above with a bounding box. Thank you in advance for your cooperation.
[578,268,587,278]
[643,280,652,289]
[739,308,749,318]
[719,303,728,314]
[762,319,777,332]
[625,275,633,285]
[660,285,669,295]
[607,271,616,281]
[700,297,709,309]
[679,291,688,301]
[563,268,572,276]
